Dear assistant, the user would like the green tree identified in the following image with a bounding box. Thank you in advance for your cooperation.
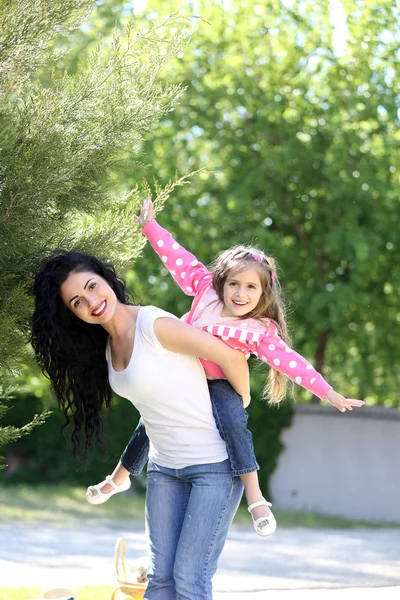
[0,0,191,461]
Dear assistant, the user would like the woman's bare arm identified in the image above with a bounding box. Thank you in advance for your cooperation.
[154,317,251,407]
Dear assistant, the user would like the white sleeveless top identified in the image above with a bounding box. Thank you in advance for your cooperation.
[106,306,228,469]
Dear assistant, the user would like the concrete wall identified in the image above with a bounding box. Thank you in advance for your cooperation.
[269,404,400,523]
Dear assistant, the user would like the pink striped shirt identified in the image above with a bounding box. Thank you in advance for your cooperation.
[142,219,332,400]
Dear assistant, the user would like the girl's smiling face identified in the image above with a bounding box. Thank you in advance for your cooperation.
[60,270,118,324]
[221,267,263,318]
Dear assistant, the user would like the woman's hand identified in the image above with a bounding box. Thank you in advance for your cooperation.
[135,196,154,228]
[324,389,365,413]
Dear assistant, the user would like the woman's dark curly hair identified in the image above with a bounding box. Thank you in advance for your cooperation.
[31,251,131,456]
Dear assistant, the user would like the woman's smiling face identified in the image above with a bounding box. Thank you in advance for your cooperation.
[60,270,118,324]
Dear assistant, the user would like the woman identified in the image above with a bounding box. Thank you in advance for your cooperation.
[31,250,249,599]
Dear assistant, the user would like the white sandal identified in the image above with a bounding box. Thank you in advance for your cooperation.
[248,498,276,537]
[85,475,131,505]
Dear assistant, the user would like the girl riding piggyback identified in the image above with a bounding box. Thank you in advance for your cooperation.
[86,197,364,536]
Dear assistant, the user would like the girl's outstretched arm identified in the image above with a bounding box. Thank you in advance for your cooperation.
[135,197,212,297]
[254,323,364,411]
[154,316,251,407]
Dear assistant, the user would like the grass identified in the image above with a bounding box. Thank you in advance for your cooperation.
[0,483,397,529]
[0,484,145,526]
[0,585,116,600]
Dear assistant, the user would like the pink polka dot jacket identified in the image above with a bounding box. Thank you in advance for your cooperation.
[142,219,332,400]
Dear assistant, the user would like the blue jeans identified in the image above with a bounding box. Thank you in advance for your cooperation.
[120,380,258,477]
[144,459,243,600]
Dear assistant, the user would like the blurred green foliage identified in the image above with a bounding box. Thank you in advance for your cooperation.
[2,379,144,487]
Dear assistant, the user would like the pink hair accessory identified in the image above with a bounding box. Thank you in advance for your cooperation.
[251,252,275,283]
[251,252,275,282]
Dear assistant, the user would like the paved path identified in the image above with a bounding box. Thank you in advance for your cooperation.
[1,521,399,598]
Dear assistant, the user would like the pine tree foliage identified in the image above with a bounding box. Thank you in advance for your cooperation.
[0,3,190,371]
[0,413,48,448]
[0,0,93,92]
[0,1,193,453]
[0,380,50,468]
[0,392,50,469]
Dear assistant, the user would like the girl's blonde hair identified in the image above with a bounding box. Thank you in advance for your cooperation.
[211,245,291,405]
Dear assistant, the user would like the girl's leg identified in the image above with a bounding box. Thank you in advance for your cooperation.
[93,462,130,494]
[173,460,243,600]
[208,379,259,476]
[208,379,275,533]
[241,471,268,511]
[144,460,191,600]
[241,471,272,518]
[120,417,150,475]
[87,418,149,498]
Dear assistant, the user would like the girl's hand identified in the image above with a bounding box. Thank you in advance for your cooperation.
[242,394,251,409]
[135,196,154,228]
[324,389,365,413]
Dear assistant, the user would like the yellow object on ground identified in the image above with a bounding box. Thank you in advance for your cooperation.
[111,538,147,600]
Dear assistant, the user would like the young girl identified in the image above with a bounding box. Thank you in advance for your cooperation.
[86,197,364,536]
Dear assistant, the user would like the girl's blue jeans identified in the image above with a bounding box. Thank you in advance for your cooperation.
[120,379,259,478]
[144,458,243,600]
